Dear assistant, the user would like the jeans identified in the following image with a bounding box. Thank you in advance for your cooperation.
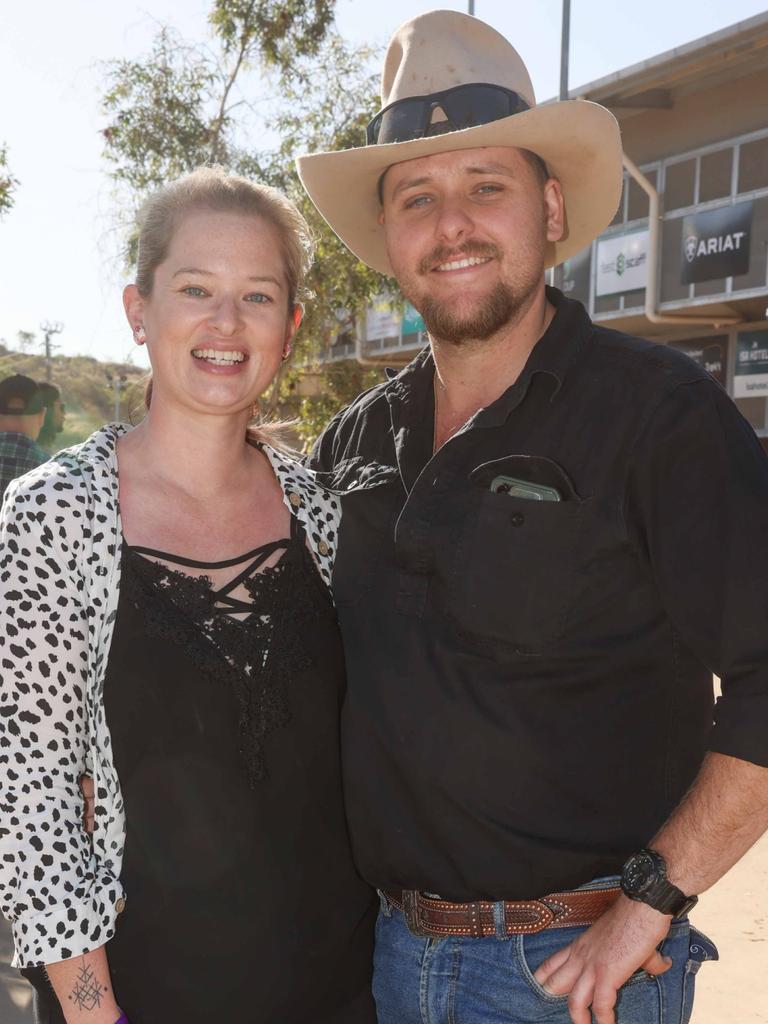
[373,882,718,1024]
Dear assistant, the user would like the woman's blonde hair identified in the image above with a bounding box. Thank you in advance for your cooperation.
[133,167,312,449]
[135,166,313,307]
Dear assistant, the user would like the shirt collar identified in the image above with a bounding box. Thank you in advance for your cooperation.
[383,287,592,423]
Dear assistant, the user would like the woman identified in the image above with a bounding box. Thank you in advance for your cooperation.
[0,168,377,1023]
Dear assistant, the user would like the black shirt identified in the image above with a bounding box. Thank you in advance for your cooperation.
[310,288,768,903]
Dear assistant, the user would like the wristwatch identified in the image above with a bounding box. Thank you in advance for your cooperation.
[620,848,698,918]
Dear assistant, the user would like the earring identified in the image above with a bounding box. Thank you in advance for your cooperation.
[249,400,260,420]
[281,345,291,362]
[134,325,146,344]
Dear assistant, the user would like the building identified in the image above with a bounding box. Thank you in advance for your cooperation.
[324,12,768,445]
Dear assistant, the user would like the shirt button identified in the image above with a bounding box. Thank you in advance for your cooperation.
[510,512,525,527]
[289,492,302,508]
[318,540,329,556]
[115,898,126,914]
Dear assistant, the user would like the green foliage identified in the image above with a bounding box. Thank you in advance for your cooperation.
[283,360,386,450]
[0,144,18,218]
[100,1,394,446]
[209,0,335,68]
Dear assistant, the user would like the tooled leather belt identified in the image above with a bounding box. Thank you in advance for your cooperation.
[384,886,622,938]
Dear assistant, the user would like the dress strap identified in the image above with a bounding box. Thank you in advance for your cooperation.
[126,539,289,570]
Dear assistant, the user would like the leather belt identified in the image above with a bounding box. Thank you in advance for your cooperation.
[384,886,621,938]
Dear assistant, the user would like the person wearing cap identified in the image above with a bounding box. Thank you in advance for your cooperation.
[300,10,768,1024]
[0,373,48,501]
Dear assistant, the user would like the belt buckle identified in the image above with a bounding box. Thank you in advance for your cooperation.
[402,890,431,937]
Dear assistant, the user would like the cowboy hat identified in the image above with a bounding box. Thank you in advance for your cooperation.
[297,9,623,275]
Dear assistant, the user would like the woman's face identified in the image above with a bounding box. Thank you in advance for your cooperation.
[124,208,299,418]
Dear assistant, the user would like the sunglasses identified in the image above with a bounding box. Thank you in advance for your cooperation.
[365,82,531,146]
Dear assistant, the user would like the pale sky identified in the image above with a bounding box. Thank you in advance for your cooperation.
[1,0,766,366]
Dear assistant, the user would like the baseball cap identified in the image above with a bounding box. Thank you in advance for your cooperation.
[0,374,45,415]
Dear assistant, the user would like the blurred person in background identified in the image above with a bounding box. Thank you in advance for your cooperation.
[36,381,66,452]
[0,373,48,501]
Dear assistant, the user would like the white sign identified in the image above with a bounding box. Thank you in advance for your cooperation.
[365,298,400,342]
[596,230,649,297]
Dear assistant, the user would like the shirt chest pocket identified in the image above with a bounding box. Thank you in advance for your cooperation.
[445,456,588,652]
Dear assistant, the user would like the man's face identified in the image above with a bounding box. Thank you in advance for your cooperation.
[379,146,564,344]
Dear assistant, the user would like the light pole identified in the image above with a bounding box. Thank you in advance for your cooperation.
[468,0,475,14]
[40,321,63,382]
[560,0,571,101]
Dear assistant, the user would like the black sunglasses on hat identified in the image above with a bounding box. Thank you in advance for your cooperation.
[365,82,531,146]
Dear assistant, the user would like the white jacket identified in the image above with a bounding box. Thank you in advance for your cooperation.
[0,424,340,967]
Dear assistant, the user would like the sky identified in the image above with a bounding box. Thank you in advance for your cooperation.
[1,0,767,368]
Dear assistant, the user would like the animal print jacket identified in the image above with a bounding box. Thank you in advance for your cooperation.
[0,424,340,967]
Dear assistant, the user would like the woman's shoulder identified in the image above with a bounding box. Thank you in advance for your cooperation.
[1,424,125,519]
[260,444,341,587]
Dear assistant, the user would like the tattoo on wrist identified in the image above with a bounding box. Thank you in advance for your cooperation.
[68,957,108,1012]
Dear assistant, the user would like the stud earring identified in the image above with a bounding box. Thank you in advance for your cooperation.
[134,325,146,344]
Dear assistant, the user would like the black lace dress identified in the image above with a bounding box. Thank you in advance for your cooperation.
[23,515,377,1023]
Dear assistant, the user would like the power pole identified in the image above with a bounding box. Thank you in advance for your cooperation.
[560,0,571,101]
[105,370,128,422]
[40,321,63,382]
[468,0,475,14]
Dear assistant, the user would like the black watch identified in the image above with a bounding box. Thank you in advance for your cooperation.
[620,849,698,918]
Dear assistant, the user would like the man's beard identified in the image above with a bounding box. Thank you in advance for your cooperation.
[403,242,537,346]
[417,280,523,345]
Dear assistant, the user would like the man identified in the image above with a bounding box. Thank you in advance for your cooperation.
[0,374,48,502]
[298,10,768,1024]
[36,381,66,452]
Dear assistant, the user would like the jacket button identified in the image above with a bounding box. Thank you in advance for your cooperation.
[115,898,126,914]
[511,512,525,527]
[289,492,302,508]
[318,540,330,556]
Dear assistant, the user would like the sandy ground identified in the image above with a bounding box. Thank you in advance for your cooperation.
[689,831,768,1023]
[1,834,766,1022]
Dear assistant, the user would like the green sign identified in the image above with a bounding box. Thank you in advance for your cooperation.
[402,303,425,337]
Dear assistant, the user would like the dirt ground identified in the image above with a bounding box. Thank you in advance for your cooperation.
[690,830,768,1023]
[2,834,766,1022]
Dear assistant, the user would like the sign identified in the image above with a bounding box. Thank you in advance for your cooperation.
[557,246,591,305]
[681,202,752,284]
[596,230,649,297]
[401,302,426,338]
[734,331,768,398]
[670,336,727,385]
[365,298,400,343]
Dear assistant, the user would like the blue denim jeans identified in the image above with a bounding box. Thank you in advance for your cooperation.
[373,881,718,1024]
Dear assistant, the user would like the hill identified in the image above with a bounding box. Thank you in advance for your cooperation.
[0,345,146,449]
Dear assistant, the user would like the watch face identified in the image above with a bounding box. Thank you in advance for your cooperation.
[623,852,658,896]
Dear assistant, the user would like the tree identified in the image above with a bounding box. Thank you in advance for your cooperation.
[100,0,390,445]
[0,144,17,217]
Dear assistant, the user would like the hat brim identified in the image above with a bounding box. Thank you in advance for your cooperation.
[297,100,623,274]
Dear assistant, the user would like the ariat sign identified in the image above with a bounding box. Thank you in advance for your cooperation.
[681,202,753,284]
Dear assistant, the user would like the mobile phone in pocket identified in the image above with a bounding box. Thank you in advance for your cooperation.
[490,475,562,502]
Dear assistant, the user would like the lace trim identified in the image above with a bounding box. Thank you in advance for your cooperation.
[121,539,321,786]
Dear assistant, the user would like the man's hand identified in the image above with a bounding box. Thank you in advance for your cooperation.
[79,774,94,834]
[533,896,673,1024]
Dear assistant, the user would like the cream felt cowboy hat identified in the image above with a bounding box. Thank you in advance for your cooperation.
[297,9,623,274]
